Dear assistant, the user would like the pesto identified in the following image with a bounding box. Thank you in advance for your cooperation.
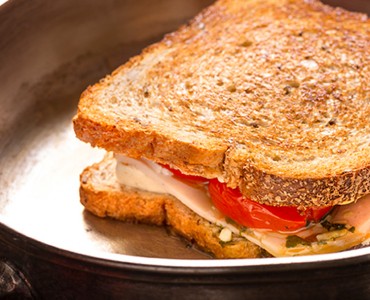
[219,240,236,248]
[224,217,247,235]
[286,235,310,248]
[321,220,346,231]
[225,217,242,228]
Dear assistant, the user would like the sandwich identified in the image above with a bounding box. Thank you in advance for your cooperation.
[73,0,370,258]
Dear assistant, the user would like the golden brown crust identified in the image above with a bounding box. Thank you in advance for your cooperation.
[74,0,370,207]
[80,153,168,225]
[80,153,262,259]
[240,164,370,209]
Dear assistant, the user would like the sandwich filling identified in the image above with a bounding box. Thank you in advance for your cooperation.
[116,154,370,257]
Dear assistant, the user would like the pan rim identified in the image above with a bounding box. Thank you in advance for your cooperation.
[1,220,369,273]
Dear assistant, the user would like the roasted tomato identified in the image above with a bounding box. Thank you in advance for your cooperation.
[161,164,209,184]
[208,179,332,231]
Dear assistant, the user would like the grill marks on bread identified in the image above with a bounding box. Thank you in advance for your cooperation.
[74,0,370,208]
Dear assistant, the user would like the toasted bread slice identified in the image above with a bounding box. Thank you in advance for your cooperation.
[74,0,370,208]
[80,153,264,258]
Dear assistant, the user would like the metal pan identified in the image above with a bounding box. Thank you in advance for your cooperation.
[0,0,369,299]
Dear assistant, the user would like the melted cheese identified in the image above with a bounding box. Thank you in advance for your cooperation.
[116,155,370,257]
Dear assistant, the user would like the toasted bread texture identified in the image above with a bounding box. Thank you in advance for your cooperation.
[74,0,370,208]
[80,153,264,258]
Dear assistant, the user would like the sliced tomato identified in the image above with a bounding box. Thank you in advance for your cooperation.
[160,164,209,184]
[208,179,332,231]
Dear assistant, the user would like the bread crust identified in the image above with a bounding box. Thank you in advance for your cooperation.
[80,153,263,258]
[74,0,370,207]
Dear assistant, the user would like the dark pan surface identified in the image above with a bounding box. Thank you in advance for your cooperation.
[0,0,369,290]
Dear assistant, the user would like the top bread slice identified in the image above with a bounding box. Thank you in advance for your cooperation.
[73,0,370,209]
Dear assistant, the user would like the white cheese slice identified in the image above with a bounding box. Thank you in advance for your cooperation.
[115,155,370,257]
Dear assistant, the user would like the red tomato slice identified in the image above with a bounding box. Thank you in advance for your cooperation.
[160,164,209,184]
[208,179,332,231]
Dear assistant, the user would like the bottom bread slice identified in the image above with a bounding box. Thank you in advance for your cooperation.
[79,153,264,258]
